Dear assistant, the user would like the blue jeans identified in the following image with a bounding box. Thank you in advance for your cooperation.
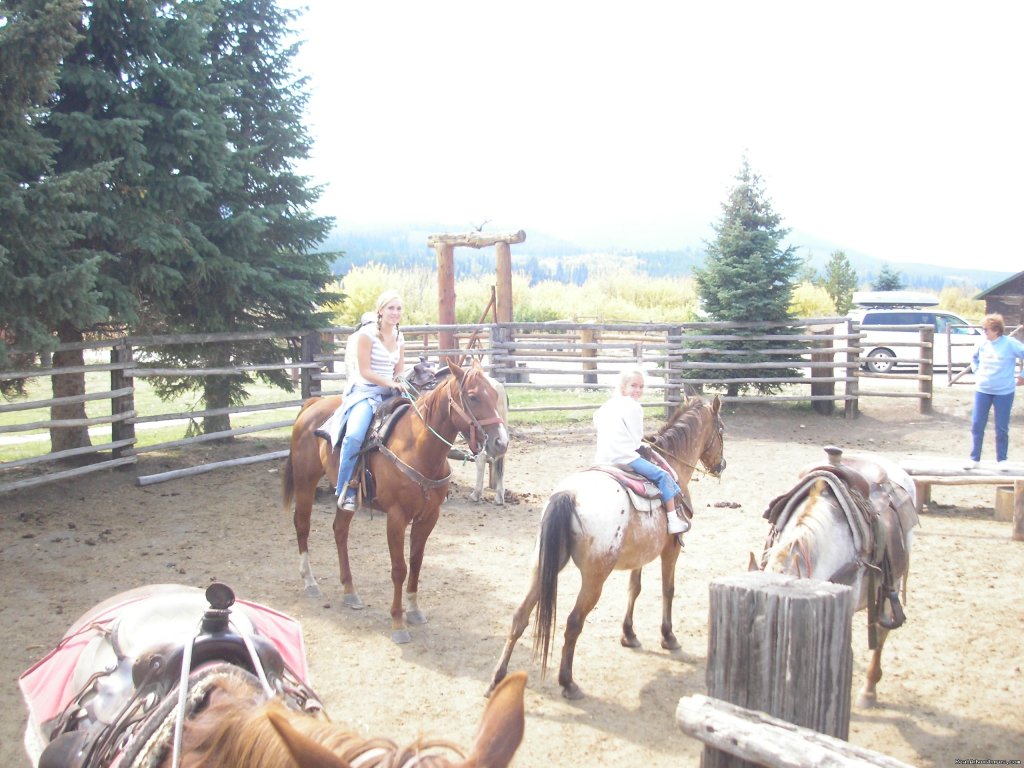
[336,398,374,498]
[628,457,681,503]
[970,390,1015,462]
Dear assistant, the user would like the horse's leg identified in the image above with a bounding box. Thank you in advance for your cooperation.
[857,626,889,707]
[471,453,485,502]
[332,506,363,609]
[559,572,608,700]
[659,542,682,650]
[403,509,439,629]
[486,564,541,696]
[621,568,643,648]
[291,450,329,599]
[494,456,505,506]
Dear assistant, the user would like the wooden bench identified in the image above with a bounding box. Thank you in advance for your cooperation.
[899,457,1024,540]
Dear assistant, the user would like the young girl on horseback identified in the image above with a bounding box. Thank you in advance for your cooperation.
[327,290,406,512]
[593,367,690,544]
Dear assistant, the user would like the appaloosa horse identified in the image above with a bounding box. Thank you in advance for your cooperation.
[487,395,726,700]
[21,583,526,768]
[282,359,508,643]
[756,445,919,706]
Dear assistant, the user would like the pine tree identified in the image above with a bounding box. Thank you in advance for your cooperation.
[0,0,111,413]
[692,158,802,396]
[142,0,336,435]
[872,264,905,291]
[822,250,858,314]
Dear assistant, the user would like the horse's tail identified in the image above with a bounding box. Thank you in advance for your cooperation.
[532,490,576,675]
[282,452,296,513]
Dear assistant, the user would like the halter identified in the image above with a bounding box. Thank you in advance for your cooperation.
[644,404,725,479]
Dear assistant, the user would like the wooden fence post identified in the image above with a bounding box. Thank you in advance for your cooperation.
[810,327,835,415]
[845,318,860,420]
[1013,479,1024,542]
[300,332,321,401]
[919,326,934,415]
[665,325,681,419]
[704,571,853,768]
[580,328,597,386]
[110,341,136,462]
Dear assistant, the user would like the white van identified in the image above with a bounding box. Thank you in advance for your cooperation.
[847,293,979,373]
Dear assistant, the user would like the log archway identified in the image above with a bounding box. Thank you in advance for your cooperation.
[427,230,526,354]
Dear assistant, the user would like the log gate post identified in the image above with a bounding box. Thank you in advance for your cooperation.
[110,341,136,462]
[427,230,525,361]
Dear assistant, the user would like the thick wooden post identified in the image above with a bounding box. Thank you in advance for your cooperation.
[300,332,321,400]
[495,241,513,324]
[810,327,835,415]
[705,571,853,768]
[110,341,136,462]
[580,328,597,386]
[919,326,933,415]
[1013,479,1024,542]
[845,319,859,420]
[436,243,456,354]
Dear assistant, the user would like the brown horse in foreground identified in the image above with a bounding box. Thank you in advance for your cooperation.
[283,359,508,643]
[21,583,526,768]
[487,396,726,700]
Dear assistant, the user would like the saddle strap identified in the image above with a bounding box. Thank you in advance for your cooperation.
[377,443,451,497]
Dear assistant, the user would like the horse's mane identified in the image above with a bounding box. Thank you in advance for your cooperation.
[177,673,468,768]
[647,397,707,457]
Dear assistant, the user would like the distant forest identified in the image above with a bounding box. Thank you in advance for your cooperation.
[319,229,1009,291]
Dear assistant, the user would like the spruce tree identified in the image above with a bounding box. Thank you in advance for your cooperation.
[872,264,905,291]
[141,0,336,435]
[822,250,858,314]
[692,158,801,396]
[0,0,111,412]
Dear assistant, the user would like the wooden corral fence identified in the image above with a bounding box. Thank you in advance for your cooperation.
[0,318,957,494]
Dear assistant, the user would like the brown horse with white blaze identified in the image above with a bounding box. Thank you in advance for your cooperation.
[283,359,508,643]
[487,395,725,700]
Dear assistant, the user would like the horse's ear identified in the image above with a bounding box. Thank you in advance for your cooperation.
[747,551,761,572]
[447,357,467,381]
[711,394,722,414]
[265,710,348,768]
[461,671,526,768]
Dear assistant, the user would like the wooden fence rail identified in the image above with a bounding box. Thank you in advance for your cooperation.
[1,318,951,493]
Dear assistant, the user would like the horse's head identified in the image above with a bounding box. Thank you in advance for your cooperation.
[697,394,727,477]
[446,359,509,459]
[761,478,861,584]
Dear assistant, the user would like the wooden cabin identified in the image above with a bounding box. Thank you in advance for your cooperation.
[975,271,1024,331]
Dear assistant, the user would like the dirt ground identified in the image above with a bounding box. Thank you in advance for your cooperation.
[2,383,1022,767]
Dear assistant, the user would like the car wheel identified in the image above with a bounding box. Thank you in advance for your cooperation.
[865,348,896,373]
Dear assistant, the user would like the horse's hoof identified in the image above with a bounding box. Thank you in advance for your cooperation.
[405,608,427,625]
[561,683,584,701]
[856,691,878,708]
[621,635,641,649]
[391,628,412,644]
[661,636,681,651]
[343,593,365,610]
[303,584,323,598]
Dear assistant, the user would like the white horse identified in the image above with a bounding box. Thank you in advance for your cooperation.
[470,375,508,505]
[755,446,919,707]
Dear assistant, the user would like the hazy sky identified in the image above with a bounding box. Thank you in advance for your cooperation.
[284,1,1021,274]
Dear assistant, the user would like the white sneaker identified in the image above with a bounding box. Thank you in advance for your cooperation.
[997,461,1010,473]
[666,512,690,536]
[338,495,357,512]
[964,459,979,470]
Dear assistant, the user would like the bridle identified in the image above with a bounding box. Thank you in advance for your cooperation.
[444,369,504,456]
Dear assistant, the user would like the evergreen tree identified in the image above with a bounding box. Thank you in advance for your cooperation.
[872,264,905,291]
[692,158,802,396]
[0,0,112,401]
[822,250,858,314]
[142,0,336,435]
